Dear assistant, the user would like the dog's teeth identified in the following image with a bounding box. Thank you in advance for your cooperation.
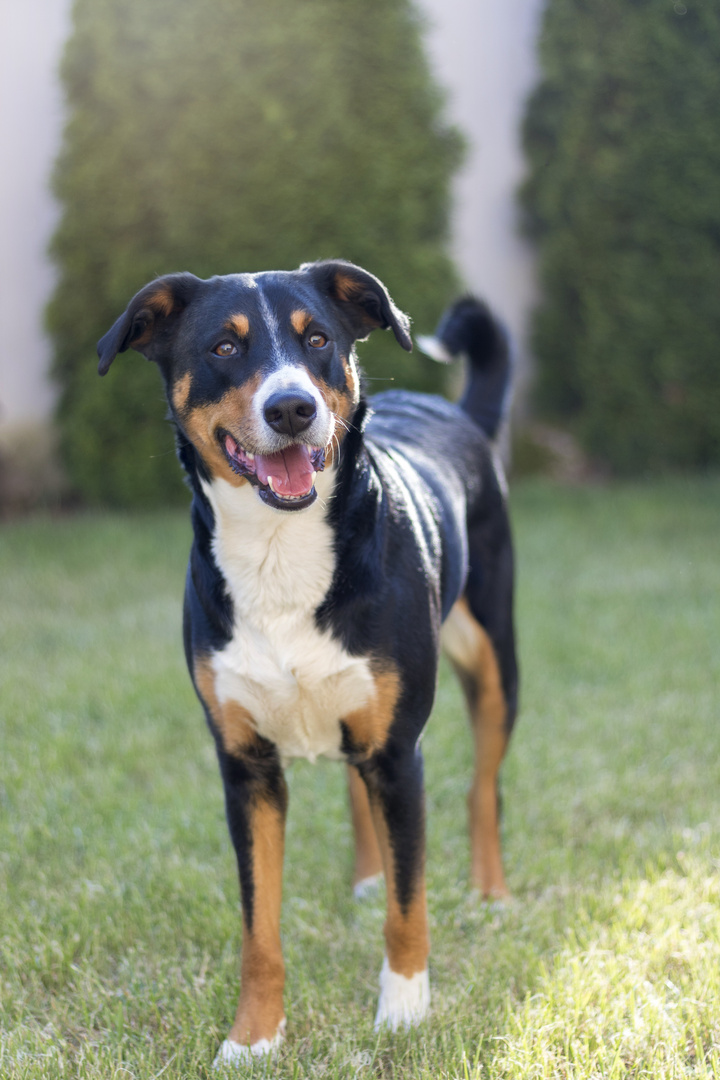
[310,472,316,486]
[245,452,254,463]
[267,476,275,491]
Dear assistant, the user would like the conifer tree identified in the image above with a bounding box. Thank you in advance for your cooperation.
[49,0,462,505]
[522,0,720,472]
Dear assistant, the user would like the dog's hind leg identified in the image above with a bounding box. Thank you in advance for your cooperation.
[347,764,384,897]
[442,597,515,899]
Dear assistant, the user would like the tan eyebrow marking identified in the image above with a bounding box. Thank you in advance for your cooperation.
[226,313,250,337]
[290,309,313,335]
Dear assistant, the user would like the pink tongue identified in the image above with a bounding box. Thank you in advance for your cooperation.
[255,445,315,497]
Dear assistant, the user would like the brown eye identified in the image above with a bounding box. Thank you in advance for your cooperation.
[308,333,327,348]
[213,341,237,357]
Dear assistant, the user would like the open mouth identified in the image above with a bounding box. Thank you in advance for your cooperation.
[222,432,326,511]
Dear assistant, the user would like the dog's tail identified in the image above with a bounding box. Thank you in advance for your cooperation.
[416,298,513,441]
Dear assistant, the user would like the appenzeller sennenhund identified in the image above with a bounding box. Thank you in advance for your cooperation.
[97,260,518,1066]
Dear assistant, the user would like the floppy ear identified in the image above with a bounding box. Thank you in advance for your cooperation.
[301,259,412,352]
[96,272,202,376]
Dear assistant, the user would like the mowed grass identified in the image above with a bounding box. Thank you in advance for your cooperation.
[1,477,719,1079]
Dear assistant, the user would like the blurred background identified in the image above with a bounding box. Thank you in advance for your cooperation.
[2,9,719,1073]
[1,0,718,511]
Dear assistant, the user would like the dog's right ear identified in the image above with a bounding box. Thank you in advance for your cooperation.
[97,272,202,375]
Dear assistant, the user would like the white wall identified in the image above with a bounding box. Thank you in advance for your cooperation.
[418,0,545,397]
[0,0,72,433]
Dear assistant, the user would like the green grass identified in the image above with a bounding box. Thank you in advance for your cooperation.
[1,477,719,1078]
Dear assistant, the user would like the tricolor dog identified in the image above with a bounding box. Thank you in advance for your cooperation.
[97,260,518,1066]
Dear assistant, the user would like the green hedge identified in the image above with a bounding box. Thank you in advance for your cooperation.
[521,0,720,473]
[48,0,462,506]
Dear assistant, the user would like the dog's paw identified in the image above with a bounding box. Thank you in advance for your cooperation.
[373,957,430,1031]
[471,886,514,913]
[213,1019,285,1069]
[353,872,383,900]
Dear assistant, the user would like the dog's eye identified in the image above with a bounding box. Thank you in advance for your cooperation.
[212,341,238,357]
[308,333,328,349]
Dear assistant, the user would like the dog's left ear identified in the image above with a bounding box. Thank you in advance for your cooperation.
[301,260,412,352]
[97,272,202,375]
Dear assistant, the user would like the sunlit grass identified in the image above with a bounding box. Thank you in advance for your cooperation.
[491,862,720,1079]
[1,477,719,1078]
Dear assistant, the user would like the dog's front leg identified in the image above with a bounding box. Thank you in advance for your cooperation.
[214,744,288,1066]
[359,743,430,1031]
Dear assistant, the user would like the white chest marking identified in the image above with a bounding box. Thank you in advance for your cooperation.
[201,469,375,763]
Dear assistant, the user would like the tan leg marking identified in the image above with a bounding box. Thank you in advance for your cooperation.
[369,797,429,977]
[343,668,398,890]
[342,667,400,756]
[194,656,256,755]
[442,598,510,898]
[195,656,286,1047]
[229,798,286,1047]
[347,765,383,889]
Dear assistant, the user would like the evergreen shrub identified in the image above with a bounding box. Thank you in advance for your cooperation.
[521,0,720,472]
[48,0,462,506]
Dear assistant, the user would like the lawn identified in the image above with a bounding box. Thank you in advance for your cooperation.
[1,477,719,1079]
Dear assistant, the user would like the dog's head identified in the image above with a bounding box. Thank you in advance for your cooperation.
[97,260,411,511]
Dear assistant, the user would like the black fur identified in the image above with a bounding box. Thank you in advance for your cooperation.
[428,297,513,440]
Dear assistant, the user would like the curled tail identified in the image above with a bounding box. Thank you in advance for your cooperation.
[417,297,513,441]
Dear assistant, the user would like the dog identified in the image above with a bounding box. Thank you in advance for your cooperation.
[97,260,518,1066]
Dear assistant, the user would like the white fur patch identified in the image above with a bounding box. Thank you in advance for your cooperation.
[201,468,375,763]
[353,872,383,900]
[255,282,284,357]
[213,1021,285,1068]
[374,956,430,1031]
[252,363,334,452]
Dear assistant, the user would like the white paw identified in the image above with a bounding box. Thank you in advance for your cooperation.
[213,1019,285,1069]
[353,872,383,899]
[374,956,430,1031]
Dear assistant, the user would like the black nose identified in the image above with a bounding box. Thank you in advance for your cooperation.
[263,390,317,436]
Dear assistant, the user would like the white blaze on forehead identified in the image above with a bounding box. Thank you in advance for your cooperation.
[249,280,336,444]
[255,280,284,357]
